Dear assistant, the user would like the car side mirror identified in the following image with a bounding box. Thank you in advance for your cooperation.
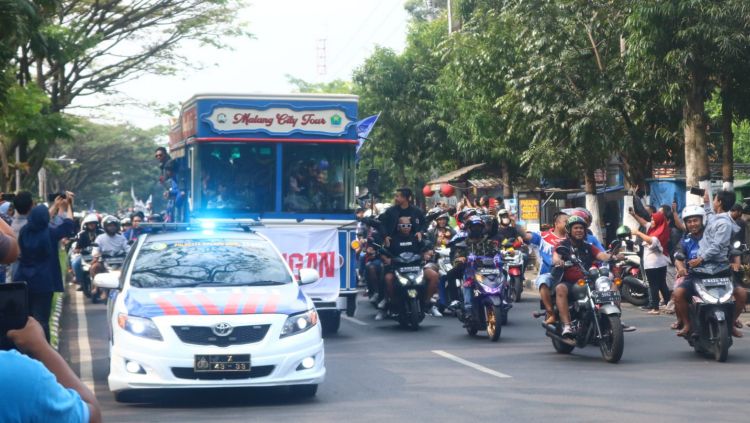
[298,268,320,285]
[93,272,119,290]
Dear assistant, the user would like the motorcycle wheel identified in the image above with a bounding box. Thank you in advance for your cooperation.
[512,277,523,303]
[620,278,648,306]
[711,320,730,362]
[486,305,501,342]
[408,298,422,331]
[552,336,574,354]
[599,315,624,364]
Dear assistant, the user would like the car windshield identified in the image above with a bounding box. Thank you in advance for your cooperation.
[130,238,292,288]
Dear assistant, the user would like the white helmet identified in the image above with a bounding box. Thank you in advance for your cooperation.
[82,214,99,225]
[682,205,705,225]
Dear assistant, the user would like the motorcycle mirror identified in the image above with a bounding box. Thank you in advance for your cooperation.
[555,245,571,257]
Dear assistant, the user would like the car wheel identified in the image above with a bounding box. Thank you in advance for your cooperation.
[289,384,318,398]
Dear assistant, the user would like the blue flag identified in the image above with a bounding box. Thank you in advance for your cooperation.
[355,113,381,162]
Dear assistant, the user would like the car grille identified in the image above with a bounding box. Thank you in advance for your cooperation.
[172,324,270,347]
[171,366,275,380]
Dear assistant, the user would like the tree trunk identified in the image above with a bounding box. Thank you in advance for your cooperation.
[720,83,734,191]
[501,160,513,198]
[683,70,711,206]
[584,169,603,242]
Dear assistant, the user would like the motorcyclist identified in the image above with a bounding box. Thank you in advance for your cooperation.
[90,216,130,299]
[672,205,705,334]
[71,214,103,292]
[526,211,568,324]
[673,192,747,338]
[553,216,622,337]
[122,212,145,243]
[453,216,502,318]
[377,216,440,320]
[427,213,456,247]
[570,207,606,252]
[493,209,523,247]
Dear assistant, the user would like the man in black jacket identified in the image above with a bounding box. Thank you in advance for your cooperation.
[381,188,426,245]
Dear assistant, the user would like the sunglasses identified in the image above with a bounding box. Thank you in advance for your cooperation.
[398,223,412,228]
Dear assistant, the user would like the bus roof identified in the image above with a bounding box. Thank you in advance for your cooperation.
[181,93,358,109]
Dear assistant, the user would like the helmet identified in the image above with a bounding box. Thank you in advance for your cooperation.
[82,214,99,225]
[102,215,120,228]
[571,208,592,226]
[682,205,706,225]
[615,225,631,238]
[436,213,450,221]
[457,208,478,224]
[121,217,132,226]
[497,208,509,217]
[466,215,484,228]
[566,215,587,232]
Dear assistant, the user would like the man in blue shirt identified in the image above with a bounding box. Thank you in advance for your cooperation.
[1,317,101,423]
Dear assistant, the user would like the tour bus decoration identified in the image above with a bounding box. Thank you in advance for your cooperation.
[202,104,355,137]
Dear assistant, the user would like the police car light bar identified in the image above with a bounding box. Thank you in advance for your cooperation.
[138,219,263,233]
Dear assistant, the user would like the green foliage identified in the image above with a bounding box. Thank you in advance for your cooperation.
[286,76,353,94]
[45,121,165,212]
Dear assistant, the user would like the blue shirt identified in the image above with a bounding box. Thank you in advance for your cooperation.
[680,233,701,261]
[0,350,90,423]
[528,230,566,275]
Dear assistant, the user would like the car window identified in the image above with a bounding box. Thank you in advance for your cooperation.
[130,238,292,288]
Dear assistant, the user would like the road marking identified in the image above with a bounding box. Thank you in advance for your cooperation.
[432,350,512,379]
[341,315,369,326]
[73,291,96,392]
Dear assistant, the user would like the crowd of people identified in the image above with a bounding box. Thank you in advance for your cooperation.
[354,187,749,337]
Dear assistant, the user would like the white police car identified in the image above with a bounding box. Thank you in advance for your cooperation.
[94,222,324,402]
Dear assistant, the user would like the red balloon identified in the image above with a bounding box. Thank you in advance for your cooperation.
[422,185,435,197]
[440,183,455,197]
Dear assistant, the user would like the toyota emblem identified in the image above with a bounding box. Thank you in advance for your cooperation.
[212,322,234,337]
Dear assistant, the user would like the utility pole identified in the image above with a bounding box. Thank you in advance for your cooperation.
[316,38,327,76]
[447,0,453,34]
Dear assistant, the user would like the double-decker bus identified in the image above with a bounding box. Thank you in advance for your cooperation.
[168,93,360,334]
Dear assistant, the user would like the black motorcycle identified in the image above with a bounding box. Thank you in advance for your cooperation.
[609,240,649,306]
[389,251,428,330]
[540,245,625,363]
[674,251,736,362]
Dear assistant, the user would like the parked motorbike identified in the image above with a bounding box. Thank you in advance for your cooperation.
[674,251,736,362]
[609,240,648,306]
[389,251,427,330]
[457,253,512,341]
[501,242,525,303]
[540,245,624,363]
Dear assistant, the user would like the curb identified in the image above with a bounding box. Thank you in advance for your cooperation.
[49,291,64,350]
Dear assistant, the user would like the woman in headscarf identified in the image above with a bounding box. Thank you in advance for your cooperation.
[14,196,75,341]
[633,211,672,314]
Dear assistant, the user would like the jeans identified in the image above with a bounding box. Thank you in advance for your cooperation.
[535,273,555,290]
[463,286,473,311]
[29,291,54,342]
[72,255,84,285]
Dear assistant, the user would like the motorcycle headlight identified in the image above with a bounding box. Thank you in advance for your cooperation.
[416,274,424,284]
[117,314,163,341]
[594,276,611,292]
[695,283,719,304]
[281,309,319,338]
[397,273,409,285]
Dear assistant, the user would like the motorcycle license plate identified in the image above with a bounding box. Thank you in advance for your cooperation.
[399,266,421,273]
[702,277,731,288]
[194,354,250,372]
[592,291,620,304]
[479,268,499,275]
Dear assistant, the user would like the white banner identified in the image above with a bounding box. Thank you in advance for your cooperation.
[205,106,353,136]
[255,226,341,302]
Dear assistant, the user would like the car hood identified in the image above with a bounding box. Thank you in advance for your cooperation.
[124,284,310,318]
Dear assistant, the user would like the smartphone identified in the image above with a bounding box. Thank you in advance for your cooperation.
[0,283,29,334]
[47,192,66,203]
[690,186,706,197]
[1,193,14,202]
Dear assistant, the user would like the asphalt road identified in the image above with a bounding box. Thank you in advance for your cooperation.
[59,286,750,423]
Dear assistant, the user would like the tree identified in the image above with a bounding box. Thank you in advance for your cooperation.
[286,76,353,94]
[44,121,165,212]
[5,0,250,189]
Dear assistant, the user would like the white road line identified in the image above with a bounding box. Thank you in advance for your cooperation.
[341,315,369,326]
[73,291,96,392]
[432,350,512,379]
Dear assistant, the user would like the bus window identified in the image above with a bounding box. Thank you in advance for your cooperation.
[194,144,275,213]
[282,143,354,214]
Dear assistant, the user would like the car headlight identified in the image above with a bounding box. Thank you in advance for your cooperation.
[117,314,163,341]
[594,276,611,292]
[281,309,319,338]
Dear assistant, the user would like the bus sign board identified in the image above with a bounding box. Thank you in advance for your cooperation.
[204,105,354,136]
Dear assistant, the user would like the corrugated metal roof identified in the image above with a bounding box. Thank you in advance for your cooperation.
[468,178,504,189]
[428,163,486,184]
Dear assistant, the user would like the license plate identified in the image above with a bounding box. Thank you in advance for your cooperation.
[479,268,499,275]
[592,291,620,304]
[194,354,250,372]
[701,277,731,288]
[400,266,421,273]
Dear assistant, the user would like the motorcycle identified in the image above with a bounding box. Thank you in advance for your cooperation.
[609,240,649,306]
[71,242,95,298]
[436,245,462,311]
[389,251,428,330]
[501,242,525,303]
[674,251,736,362]
[457,253,512,341]
[540,245,624,363]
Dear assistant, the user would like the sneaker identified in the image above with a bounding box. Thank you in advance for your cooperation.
[374,310,385,321]
[369,294,381,306]
[429,306,442,317]
[377,298,387,310]
[562,324,574,337]
[448,300,462,310]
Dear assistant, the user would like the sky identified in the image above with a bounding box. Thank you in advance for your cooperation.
[71,0,411,129]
